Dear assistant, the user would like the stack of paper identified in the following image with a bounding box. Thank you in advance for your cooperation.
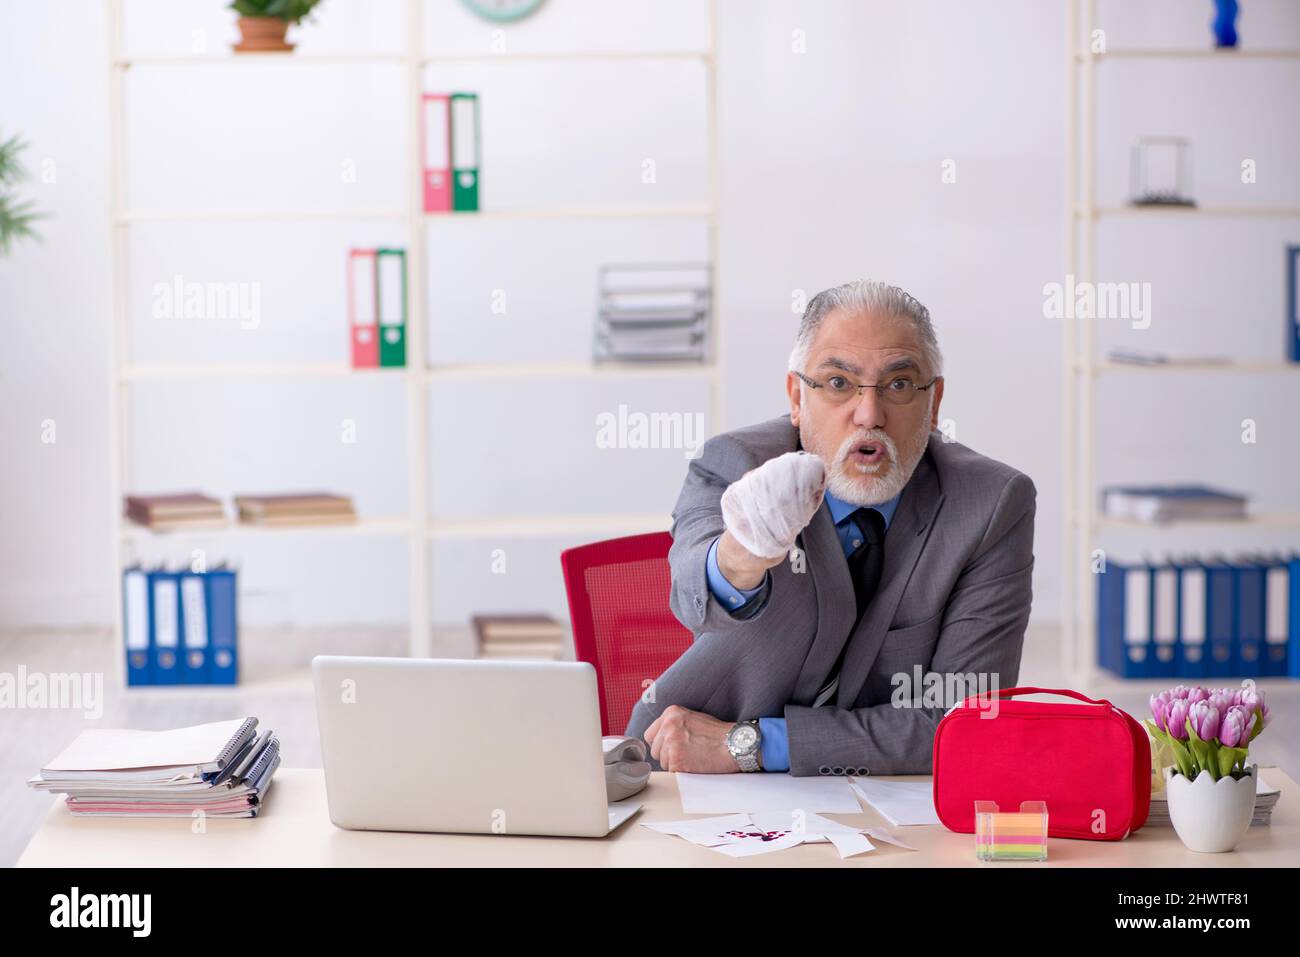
[849,777,941,826]
[594,263,710,363]
[1146,772,1280,827]
[28,718,280,818]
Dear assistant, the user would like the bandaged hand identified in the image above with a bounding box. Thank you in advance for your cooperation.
[720,450,827,561]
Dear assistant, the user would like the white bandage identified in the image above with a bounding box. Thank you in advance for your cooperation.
[720,450,827,560]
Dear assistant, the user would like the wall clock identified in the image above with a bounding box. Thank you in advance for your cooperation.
[460,0,547,24]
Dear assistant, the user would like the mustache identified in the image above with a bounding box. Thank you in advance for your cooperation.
[833,430,897,464]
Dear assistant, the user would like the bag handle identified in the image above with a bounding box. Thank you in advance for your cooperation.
[958,686,1113,709]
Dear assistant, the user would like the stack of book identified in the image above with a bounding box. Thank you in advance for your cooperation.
[125,492,225,531]
[1106,349,1230,367]
[1101,485,1248,523]
[594,263,711,363]
[234,492,356,527]
[1146,771,1281,827]
[28,718,279,818]
[472,614,569,661]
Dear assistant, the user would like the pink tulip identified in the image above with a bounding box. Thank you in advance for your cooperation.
[1241,688,1270,729]
[1189,700,1220,742]
[1219,706,1254,749]
[1149,693,1170,733]
[1167,698,1191,740]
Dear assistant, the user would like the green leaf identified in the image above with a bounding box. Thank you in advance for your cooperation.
[229,0,322,23]
[1217,746,1248,778]
[1186,722,1218,781]
[1166,736,1195,779]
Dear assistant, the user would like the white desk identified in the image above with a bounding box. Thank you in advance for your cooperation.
[18,769,1299,867]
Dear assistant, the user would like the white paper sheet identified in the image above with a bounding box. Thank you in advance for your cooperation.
[849,777,940,826]
[675,772,862,814]
[643,810,919,860]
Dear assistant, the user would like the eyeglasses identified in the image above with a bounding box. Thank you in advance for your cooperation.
[792,369,939,407]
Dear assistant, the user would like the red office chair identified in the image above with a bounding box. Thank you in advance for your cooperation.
[561,531,695,736]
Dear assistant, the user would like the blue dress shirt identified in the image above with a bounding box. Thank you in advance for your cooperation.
[704,488,900,771]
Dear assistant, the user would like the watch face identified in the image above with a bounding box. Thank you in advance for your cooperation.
[729,724,758,754]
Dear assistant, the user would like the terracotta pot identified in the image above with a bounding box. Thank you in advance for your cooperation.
[233,16,294,53]
[1164,764,1255,853]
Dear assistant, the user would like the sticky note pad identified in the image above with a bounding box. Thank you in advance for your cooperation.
[974,800,1048,862]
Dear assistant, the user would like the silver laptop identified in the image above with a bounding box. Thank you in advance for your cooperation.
[312,656,642,838]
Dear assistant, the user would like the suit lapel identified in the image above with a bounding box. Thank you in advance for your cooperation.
[834,445,946,707]
[791,499,857,703]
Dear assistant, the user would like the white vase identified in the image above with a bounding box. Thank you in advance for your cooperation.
[1164,765,1255,853]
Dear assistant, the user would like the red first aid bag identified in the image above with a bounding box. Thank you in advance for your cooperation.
[932,686,1151,841]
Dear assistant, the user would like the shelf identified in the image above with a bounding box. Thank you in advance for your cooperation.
[121,517,413,540]
[119,209,406,223]
[114,54,407,67]
[122,360,714,381]
[426,360,716,380]
[421,50,711,64]
[429,513,669,540]
[117,204,714,224]
[105,0,724,666]
[1076,360,1300,376]
[1075,204,1300,219]
[424,203,714,222]
[1089,512,1300,531]
[1074,49,1300,62]
[112,50,712,68]
[124,362,406,380]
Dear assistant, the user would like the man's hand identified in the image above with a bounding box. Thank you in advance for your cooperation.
[719,451,826,587]
[644,705,742,773]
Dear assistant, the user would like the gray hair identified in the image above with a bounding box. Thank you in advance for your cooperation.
[788,280,943,378]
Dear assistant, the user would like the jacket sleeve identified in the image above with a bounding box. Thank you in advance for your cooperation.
[783,472,1036,776]
[667,433,779,637]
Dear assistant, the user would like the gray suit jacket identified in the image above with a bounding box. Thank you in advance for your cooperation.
[624,413,1036,776]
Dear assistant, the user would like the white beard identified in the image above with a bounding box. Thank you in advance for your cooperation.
[819,394,934,507]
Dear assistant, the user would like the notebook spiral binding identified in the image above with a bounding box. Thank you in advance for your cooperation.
[244,737,280,789]
[215,718,258,769]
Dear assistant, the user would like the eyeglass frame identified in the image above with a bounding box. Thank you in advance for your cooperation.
[790,368,941,406]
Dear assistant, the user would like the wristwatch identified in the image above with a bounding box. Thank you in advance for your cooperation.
[726,719,763,772]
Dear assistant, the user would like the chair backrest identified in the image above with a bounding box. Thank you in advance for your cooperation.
[560,531,694,736]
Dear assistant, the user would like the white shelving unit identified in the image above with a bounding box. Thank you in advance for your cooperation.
[105,0,723,681]
[1061,0,1300,685]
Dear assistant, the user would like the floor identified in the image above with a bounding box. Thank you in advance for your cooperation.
[2,622,1296,867]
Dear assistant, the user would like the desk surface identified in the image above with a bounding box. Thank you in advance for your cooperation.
[18,769,1299,867]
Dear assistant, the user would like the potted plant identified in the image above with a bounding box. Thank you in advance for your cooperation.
[230,0,324,53]
[0,133,42,256]
[1146,685,1270,852]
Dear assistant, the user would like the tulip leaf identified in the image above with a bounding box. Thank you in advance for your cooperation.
[1166,736,1195,779]
[1218,746,1249,778]
[1186,723,1217,781]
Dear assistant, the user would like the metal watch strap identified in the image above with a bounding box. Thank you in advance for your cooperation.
[730,719,762,772]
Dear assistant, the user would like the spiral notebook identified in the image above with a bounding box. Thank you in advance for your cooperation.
[31,717,257,786]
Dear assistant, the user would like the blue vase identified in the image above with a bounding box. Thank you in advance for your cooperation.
[1212,0,1239,48]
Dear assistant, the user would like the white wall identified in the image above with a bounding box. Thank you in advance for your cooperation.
[2,0,1297,631]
